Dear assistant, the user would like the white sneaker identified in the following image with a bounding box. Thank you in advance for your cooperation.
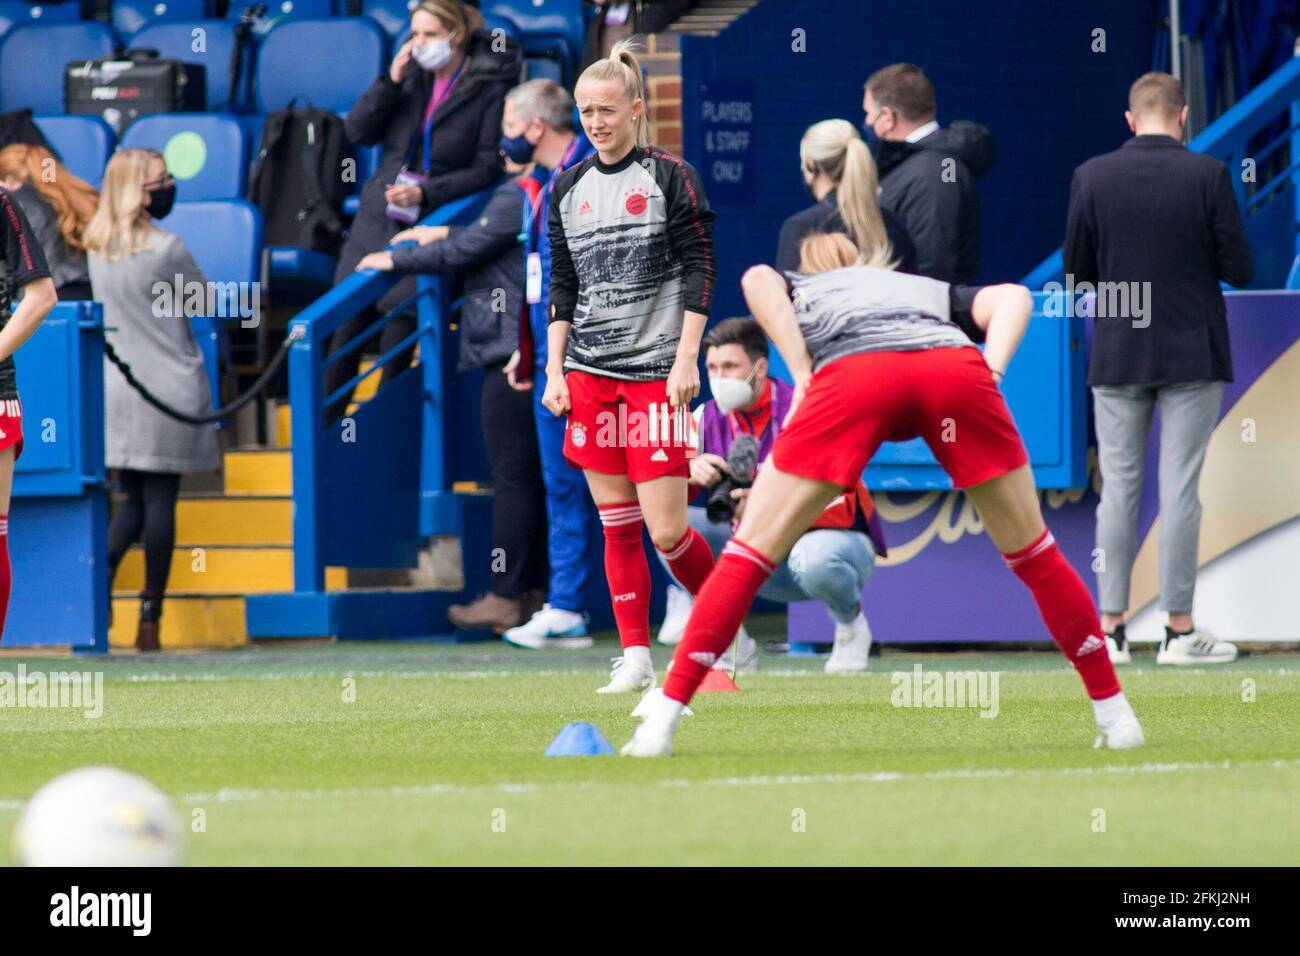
[1106,633,1131,665]
[825,613,872,673]
[1156,628,1238,665]
[621,689,684,757]
[596,655,655,694]
[631,687,692,718]
[1094,714,1146,750]
[713,624,758,673]
[503,604,591,650]
[657,586,692,646]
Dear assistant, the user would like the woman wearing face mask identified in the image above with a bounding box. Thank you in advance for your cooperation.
[775,119,916,276]
[84,148,220,652]
[0,144,98,301]
[324,0,523,421]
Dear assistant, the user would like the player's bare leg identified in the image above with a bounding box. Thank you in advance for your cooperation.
[965,464,1144,749]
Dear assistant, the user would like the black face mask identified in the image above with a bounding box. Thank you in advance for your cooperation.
[145,183,176,220]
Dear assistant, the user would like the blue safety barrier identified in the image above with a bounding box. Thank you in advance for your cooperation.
[8,302,108,652]
[244,188,498,640]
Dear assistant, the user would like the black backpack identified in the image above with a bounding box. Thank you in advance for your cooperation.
[248,100,350,256]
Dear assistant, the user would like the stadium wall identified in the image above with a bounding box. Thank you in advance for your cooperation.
[679,0,1159,319]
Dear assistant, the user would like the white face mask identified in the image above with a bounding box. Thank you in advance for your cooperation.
[413,35,456,72]
[709,364,760,414]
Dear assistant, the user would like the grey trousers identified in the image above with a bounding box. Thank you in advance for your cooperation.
[1092,380,1224,615]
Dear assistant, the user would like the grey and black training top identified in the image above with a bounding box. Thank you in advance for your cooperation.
[786,266,986,371]
[547,144,716,381]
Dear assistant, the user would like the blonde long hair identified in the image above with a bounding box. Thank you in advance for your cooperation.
[798,232,860,274]
[82,148,162,260]
[576,38,649,147]
[0,144,99,251]
[800,119,895,269]
[412,0,484,40]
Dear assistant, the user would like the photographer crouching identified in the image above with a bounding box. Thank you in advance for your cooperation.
[656,318,886,673]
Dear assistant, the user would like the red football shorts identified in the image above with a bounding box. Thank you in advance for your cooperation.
[0,398,24,461]
[563,370,693,483]
[772,347,1028,490]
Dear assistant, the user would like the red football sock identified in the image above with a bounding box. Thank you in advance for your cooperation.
[663,538,774,704]
[0,514,10,640]
[1003,529,1120,700]
[599,501,651,649]
[655,526,715,596]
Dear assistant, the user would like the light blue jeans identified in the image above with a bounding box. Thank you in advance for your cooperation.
[658,506,876,623]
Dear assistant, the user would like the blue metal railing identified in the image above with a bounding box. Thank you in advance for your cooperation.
[285,187,495,593]
[1023,53,1300,290]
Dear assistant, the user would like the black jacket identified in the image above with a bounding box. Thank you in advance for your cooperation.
[1064,135,1253,386]
[875,121,994,284]
[335,28,521,310]
[390,177,523,371]
[774,189,917,274]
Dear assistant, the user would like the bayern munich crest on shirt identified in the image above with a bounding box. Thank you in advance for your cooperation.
[570,422,587,448]
[624,188,649,215]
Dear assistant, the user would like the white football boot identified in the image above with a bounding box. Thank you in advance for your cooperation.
[503,604,592,650]
[596,651,655,694]
[621,688,685,757]
[825,613,872,673]
[1092,692,1146,750]
[657,585,692,646]
[1156,628,1238,665]
[713,624,758,673]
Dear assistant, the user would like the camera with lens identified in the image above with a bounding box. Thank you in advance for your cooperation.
[705,433,760,524]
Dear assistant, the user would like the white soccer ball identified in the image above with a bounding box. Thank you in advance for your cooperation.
[12,767,182,867]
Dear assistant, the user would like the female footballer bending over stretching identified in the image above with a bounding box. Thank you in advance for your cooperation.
[543,40,718,694]
[623,232,1145,755]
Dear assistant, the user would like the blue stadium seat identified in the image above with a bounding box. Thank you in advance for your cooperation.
[0,1,79,43]
[128,20,239,110]
[112,0,209,40]
[32,114,116,188]
[362,0,417,39]
[525,57,561,82]
[121,113,249,200]
[159,199,265,412]
[484,0,582,83]
[227,0,334,36]
[254,17,386,114]
[0,22,117,113]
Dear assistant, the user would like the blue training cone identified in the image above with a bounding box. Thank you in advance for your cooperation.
[544,722,615,757]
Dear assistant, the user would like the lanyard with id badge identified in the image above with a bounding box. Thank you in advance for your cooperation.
[386,58,466,224]
[520,137,582,304]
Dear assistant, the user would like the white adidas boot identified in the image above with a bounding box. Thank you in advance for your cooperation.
[596,646,655,694]
[622,688,685,757]
[1092,691,1146,750]
[1156,627,1238,665]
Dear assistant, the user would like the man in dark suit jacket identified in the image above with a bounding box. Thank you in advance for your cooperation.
[1064,71,1252,668]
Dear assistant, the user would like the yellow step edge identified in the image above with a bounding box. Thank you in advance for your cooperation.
[224,450,291,495]
[115,548,347,593]
[275,403,291,448]
[109,596,247,649]
[173,497,292,547]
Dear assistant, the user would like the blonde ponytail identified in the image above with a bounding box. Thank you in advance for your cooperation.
[798,232,860,273]
[800,119,895,269]
[577,37,649,147]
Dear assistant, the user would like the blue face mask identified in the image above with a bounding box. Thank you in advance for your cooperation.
[499,130,536,165]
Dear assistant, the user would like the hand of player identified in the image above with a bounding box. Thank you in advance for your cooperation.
[390,39,414,84]
[384,183,423,208]
[392,225,448,246]
[666,355,700,408]
[504,350,532,391]
[689,452,727,488]
[355,252,394,272]
[542,370,570,416]
[785,375,811,426]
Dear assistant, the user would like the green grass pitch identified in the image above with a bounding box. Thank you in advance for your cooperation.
[3,620,1298,865]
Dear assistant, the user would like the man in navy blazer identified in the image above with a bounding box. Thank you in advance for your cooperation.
[1064,71,1252,668]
